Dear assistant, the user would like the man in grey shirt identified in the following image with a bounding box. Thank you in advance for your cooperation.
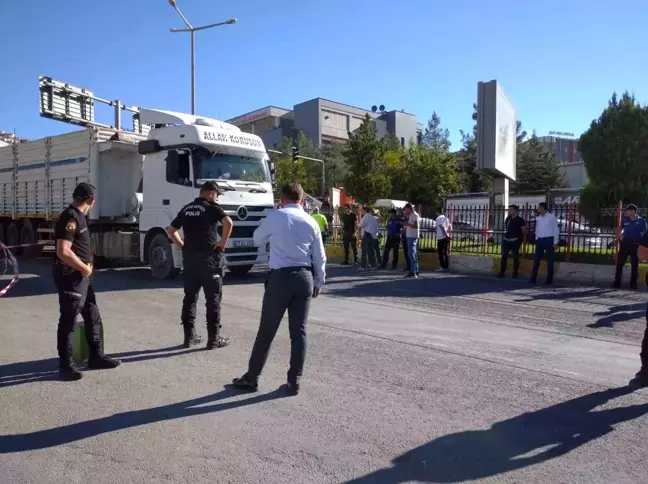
[233,183,326,396]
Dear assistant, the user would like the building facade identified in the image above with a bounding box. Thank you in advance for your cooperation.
[227,98,422,149]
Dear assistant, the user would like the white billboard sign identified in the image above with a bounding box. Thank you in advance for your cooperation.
[477,80,517,181]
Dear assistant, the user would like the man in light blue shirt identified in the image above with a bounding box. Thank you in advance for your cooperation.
[233,183,326,396]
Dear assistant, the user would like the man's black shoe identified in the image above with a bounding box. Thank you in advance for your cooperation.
[286,381,300,396]
[232,374,258,392]
[183,326,203,348]
[544,280,553,285]
[341,261,350,265]
[612,282,621,289]
[404,272,418,278]
[206,335,230,350]
[59,366,83,381]
[88,355,121,370]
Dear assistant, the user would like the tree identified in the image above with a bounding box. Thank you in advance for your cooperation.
[271,134,318,195]
[578,91,648,221]
[513,132,568,193]
[342,114,392,204]
[395,142,461,210]
[421,111,450,152]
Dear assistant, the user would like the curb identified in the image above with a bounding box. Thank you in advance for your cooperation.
[324,246,646,288]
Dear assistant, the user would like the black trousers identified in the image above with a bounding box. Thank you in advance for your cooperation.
[343,231,357,263]
[53,264,104,365]
[402,233,410,270]
[182,252,224,332]
[500,239,522,276]
[615,239,639,286]
[382,235,400,268]
[437,238,449,269]
[248,267,313,384]
[361,233,379,268]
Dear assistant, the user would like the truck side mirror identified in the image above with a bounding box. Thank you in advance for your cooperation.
[267,158,276,190]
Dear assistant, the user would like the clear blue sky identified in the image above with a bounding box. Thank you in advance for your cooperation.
[2,0,647,148]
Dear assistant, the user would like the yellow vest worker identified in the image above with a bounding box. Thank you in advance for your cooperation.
[311,208,329,243]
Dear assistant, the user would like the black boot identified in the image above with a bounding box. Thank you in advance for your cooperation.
[59,347,83,381]
[88,353,121,370]
[183,325,203,348]
[206,324,229,350]
[232,373,258,392]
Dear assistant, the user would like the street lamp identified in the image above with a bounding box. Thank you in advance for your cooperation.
[168,0,237,115]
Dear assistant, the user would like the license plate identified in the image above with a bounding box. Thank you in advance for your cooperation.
[233,240,255,248]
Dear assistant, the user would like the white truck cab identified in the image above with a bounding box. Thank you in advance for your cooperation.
[137,108,275,278]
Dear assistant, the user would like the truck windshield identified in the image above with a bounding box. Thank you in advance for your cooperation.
[193,152,270,184]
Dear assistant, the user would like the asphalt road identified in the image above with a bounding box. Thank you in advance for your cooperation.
[2,259,648,484]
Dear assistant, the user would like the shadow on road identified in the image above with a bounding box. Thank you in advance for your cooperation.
[0,346,206,389]
[0,385,287,453]
[346,385,648,483]
[2,258,269,298]
[588,302,646,328]
[324,271,522,299]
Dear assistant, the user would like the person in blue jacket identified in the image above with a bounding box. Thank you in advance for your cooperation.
[381,209,402,269]
[613,204,647,289]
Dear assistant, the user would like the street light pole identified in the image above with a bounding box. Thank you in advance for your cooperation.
[168,0,237,115]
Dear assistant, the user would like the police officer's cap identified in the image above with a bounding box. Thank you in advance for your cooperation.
[200,181,223,195]
[73,182,96,200]
[626,204,638,211]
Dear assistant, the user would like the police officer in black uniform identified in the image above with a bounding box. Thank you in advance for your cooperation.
[53,182,121,381]
[167,181,234,349]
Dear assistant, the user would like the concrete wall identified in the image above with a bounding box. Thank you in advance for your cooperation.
[293,99,322,145]
[559,162,588,189]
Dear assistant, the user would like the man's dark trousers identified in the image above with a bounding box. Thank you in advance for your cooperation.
[641,303,648,375]
[182,252,224,336]
[361,233,377,268]
[614,239,639,287]
[342,231,357,264]
[401,232,410,271]
[247,267,313,384]
[500,239,522,276]
[531,236,555,282]
[382,235,400,268]
[53,265,104,364]
[437,238,449,270]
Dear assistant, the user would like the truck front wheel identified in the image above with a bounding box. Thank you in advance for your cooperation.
[149,233,180,279]
[227,264,254,277]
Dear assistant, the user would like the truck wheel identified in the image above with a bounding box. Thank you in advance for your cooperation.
[227,265,254,277]
[6,222,21,255]
[149,233,179,279]
[20,221,42,258]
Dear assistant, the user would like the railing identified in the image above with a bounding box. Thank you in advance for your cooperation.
[322,203,632,265]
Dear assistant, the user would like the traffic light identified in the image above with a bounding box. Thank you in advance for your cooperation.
[291,145,299,162]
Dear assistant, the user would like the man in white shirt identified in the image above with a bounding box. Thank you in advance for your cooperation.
[233,183,326,396]
[435,212,451,272]
[358,206,380,269]
[403,203,420,278]
[530,202,559,285]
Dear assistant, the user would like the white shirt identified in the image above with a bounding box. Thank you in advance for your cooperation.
[535,211,559,245]
[253,204,327,288]
[406,211,420,239]
[435,214,449,240]
[359,213,380,238]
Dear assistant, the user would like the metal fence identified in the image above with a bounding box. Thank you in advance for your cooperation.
[322,202,633,265]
